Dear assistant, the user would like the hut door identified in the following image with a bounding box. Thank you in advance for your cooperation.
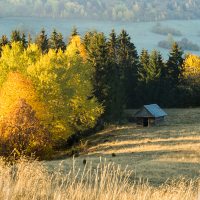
[143,118,148,127]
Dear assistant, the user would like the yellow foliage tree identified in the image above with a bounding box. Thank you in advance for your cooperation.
[182,53,200,84]
[66,35,87,60]
[0,42,41,88]
[27,47,103,141]
[0,98,52,158]
[0,40,103,147]
[0,71,49,123]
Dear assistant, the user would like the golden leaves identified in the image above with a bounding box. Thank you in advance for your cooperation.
[0,71,49,122]
[182,54,200,83]
[66,35,87,60]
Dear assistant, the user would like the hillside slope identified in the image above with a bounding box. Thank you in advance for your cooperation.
[45,108,200,186]
[1,0,200,22]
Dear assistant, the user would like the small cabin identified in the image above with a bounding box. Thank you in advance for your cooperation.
[134,104,167,127]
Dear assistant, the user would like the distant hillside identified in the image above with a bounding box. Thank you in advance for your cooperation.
[0,0,200,22]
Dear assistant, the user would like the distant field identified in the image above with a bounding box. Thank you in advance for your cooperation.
[46,108,200,187]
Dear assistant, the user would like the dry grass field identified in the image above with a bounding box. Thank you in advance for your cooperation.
[1,108,200,199]
[46,108,200,186]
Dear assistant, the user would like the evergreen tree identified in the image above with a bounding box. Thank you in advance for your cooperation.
[137,48,150,106]
[49,28,58,50]
[35,28,49,54]
[85,30,124,122]
[87,30,109,104]
[116,29,139,108]
[68,25,78,45]
[106,29,126,121]
[166,42,184,107]
[146,50,166,106]
[138,48,149,84]
[167,42,184,86]
[21,31,27,48]
[28,33,32,46]
[82,30,93,52]
[137,49,168,107]
[0,35,10,57]
[10,29,21,43]
[57,32,66,52]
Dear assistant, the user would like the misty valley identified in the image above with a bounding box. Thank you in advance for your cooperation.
[0,17,200,60]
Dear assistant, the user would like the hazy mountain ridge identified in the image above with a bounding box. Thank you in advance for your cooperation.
[0,0,199,22]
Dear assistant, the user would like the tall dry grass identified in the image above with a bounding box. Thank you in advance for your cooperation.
[0,156,199,200]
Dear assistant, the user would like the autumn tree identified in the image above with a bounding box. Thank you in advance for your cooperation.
[0,42,41,89]
[0,71,49,123]
[0,98,52,159]
[181,53,200,106]
[0,38,102,148]
[27,43,103,146]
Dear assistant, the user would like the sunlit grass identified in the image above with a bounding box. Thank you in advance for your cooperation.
[2,108,200,199]
[0,156,199,200]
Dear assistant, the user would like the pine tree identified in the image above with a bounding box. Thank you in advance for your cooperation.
[146,50,166,105]
[167,42,184,86]
[28,33,32,46]
[57,32,66,52]
[35,28,49,54]
[116,29,139,108]
[0,35,10,57]
[68,25,78,45]
[49,28,58,50]
[49,28,66,52]
[166,42,184,107]
[138,49,168,107]
[106,29,126,121]
[85,30,122,122]
[137,48,150,106]
[10,29,21,43]
[87,30,109,104]
[138,48,149,84]
[21,31,27,48]
[82,30,93,52]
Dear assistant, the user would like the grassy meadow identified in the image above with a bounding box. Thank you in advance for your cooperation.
[1,108,200,199]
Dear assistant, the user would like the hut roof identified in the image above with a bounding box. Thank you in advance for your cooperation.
[134,104,167,118]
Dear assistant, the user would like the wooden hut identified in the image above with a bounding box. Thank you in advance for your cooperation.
[134,104,167,127]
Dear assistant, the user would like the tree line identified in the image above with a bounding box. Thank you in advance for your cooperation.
[0,27,199,159]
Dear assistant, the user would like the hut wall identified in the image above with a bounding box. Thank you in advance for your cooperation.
[136,118,143,127]
[148,117,155,127]
[136,117,165,127]
[155,117,164,126]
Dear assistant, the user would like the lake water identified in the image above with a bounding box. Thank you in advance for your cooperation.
[1,17,200,61]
